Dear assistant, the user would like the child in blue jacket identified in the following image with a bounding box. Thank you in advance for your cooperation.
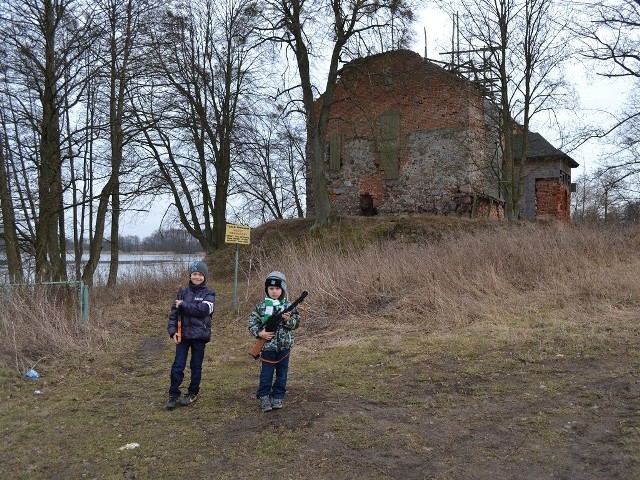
[166,261,215,410]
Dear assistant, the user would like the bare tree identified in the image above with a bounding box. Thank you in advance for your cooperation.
[0,133,24,282]
[437,0,574,223]
[573,166,639,222]
[0,85,39,263]
[232,110,306,223]
[258,0,416,229]
[575,0,640,209]
[579,0,640,81]
[132,0,262,253]
[0,0,95,281]
[80,0,157,286]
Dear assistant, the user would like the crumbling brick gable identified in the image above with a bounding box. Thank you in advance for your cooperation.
[309,49,574,222]
[309,49,500,219]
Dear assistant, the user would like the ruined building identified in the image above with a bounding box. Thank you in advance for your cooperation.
[306,49,578,221]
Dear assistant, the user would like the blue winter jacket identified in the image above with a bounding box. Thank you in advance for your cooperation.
[167,282,216,343]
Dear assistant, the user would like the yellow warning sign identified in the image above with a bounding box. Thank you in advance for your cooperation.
[225,223,251,245]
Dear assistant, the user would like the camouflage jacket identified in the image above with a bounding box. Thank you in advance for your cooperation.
[248,299,300,352]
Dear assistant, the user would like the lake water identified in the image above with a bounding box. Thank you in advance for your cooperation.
[83,253,204,281]
[0,253,204,284]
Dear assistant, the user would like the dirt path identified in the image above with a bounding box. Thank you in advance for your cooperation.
[3,306,639,479]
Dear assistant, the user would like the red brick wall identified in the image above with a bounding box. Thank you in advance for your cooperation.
[359,172,386,204]
[309,50,496,217]
[325,50,482,156]
[535,179,570,221]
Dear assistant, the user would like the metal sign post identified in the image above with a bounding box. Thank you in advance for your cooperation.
[224,223,251,312]
[232,244,239,311]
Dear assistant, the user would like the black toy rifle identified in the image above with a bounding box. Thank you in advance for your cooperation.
[249,291,308,359]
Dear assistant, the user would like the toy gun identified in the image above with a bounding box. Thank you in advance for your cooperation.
[249,291,308,359]
[175,286,183,344]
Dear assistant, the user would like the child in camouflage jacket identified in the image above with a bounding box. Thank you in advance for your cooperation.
[248,271,300,412]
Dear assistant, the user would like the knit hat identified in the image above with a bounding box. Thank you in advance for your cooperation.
[264,271,287,297]
[189,260,208,280]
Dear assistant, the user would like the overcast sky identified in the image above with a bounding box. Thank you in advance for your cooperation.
[121,5,632,238]
[411,7,632,176]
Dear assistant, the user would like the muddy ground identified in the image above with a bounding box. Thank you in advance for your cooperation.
[2,299,639,480]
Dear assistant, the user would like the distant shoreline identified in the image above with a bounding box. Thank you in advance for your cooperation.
[63,251,206,256]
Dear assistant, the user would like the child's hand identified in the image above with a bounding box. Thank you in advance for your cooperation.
[258,330,275,340]
[175,299,183,308]
[172,333,180,344]
[282,311,291,320]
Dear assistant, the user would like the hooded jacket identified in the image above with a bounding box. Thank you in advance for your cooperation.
[248,298,300,352]
[167,282,216,342]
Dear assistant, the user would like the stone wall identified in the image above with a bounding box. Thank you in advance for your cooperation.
[310,49,502,218]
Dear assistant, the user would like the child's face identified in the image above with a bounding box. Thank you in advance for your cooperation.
[190,271,205,285]
[267,286,282,300]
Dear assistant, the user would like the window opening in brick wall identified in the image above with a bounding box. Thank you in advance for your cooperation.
[327,134,341,171]
[379,112,400,179]
[359,193,378,216]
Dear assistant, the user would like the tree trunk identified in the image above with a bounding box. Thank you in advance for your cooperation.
[309,127,331,228]
[0,142,24,283]
[107,189,120,286]
[213,135,230,252]
[497,3,517,224]
[82,178,115,286]
[36,0,66,281]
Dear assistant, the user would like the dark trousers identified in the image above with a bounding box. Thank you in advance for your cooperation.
[257,349,290,399]
[169,339,206,397]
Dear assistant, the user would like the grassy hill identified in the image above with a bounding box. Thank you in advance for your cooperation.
[206,214,511,280]
[2,215,639,479]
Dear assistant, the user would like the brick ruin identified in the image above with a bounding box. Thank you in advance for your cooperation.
[514,134,578,221]
[307,49,577,221]
[535,179,571,221]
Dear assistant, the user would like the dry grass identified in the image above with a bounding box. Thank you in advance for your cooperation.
[0,268,185,374]
[1,216,640,479]
[250,221,640,342]
[2,219,638,375]
[0,284,101,372]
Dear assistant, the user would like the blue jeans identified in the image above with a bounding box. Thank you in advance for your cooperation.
[169,339,206,397]
[257,349,290,399]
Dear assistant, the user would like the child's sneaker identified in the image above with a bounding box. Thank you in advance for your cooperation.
[259,395,272,412]
[271,397,283,409]
[180,393,198,406]
[165,395,179,410]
